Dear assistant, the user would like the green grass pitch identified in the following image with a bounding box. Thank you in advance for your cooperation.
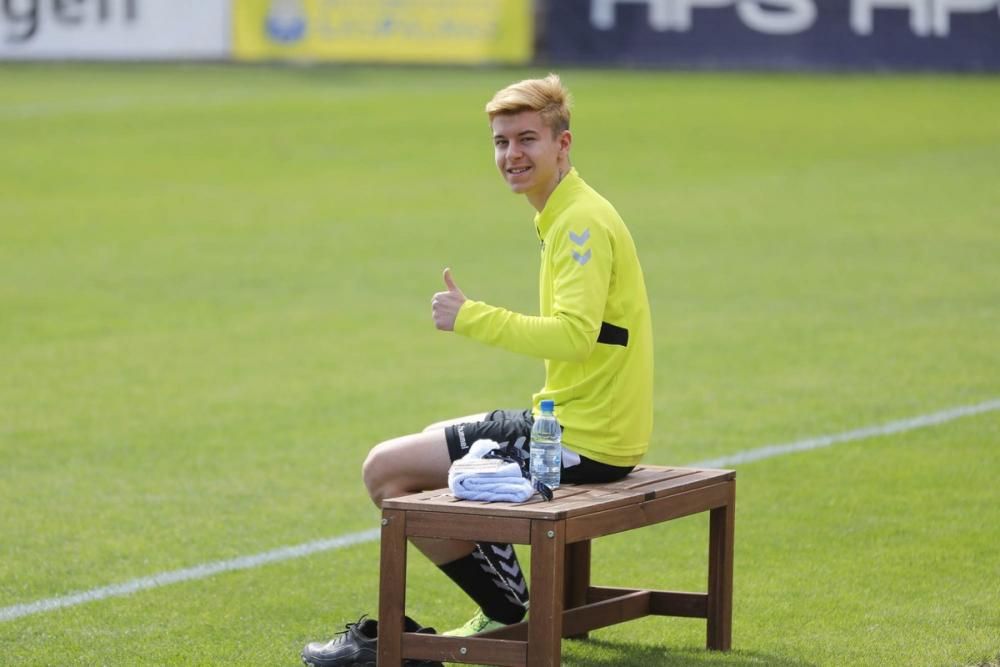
[1,63,998,666]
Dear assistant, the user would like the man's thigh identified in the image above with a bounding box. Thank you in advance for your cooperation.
[434,409,635,484]
[368,429,455,492]
[376,410,525,490]
[443,409,534,461]
[423,412,490,433]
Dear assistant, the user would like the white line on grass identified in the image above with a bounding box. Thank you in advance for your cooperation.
[690,398,1000,469]
[0,529,380,623]
[2,397,998,623]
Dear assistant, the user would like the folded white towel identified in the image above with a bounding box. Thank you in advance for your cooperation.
[466,438,505,459]
[448,439,535,503]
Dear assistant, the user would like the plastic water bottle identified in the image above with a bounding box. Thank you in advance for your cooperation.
[530,400,562,490]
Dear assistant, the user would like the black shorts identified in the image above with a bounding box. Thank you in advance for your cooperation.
[443,408,635,484]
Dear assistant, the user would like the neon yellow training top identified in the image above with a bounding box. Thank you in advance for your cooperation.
[454,168,653,467]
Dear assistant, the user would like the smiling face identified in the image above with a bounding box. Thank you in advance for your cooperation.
[491,110,572,212]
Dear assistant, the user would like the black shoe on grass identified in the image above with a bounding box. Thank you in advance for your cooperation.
[301,614,443,667]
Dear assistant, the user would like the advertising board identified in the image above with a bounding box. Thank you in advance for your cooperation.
[234,0,533,65]
[0,0,230,60]
[544,0,1000,70]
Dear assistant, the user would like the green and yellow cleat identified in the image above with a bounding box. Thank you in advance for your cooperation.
[442,608,510,637]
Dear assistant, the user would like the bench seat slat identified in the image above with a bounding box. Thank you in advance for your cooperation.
[383,466,735,522]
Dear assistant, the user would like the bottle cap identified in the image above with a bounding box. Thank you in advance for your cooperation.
[540,399,555,414]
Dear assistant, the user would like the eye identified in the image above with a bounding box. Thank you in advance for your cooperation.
[495,139,508,148]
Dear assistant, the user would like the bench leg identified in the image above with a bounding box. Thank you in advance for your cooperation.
[378,509,407,667]
[528,520,565,667]
[563,540,591,640]
[707,483,734,651]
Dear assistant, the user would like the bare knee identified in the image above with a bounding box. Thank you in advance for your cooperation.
[361,430,452,508]
[362,443,395,508]
[362,440,427,508]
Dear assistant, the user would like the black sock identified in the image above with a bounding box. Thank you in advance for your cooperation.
[439,543,529,625]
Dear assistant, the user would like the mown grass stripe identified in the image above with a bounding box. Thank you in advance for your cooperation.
[2,398,997,624]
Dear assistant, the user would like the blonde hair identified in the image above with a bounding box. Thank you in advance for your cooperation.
[485,73,572,136]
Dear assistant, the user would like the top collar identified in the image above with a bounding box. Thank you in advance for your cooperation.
[534,167,582,241]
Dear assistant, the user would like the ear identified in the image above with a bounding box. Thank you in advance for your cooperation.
[559,130,573,157]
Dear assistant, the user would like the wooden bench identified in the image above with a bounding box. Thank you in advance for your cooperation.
[377,465,735,667]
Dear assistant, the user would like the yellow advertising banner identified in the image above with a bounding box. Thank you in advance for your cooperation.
[234,0,533,64]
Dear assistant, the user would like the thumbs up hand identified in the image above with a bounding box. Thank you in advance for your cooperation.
[432,268,467,331]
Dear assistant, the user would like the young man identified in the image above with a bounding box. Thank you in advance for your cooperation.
[302,74,653,667]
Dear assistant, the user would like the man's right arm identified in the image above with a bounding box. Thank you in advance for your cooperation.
[454,301,597,362]
[453,219,614,363]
